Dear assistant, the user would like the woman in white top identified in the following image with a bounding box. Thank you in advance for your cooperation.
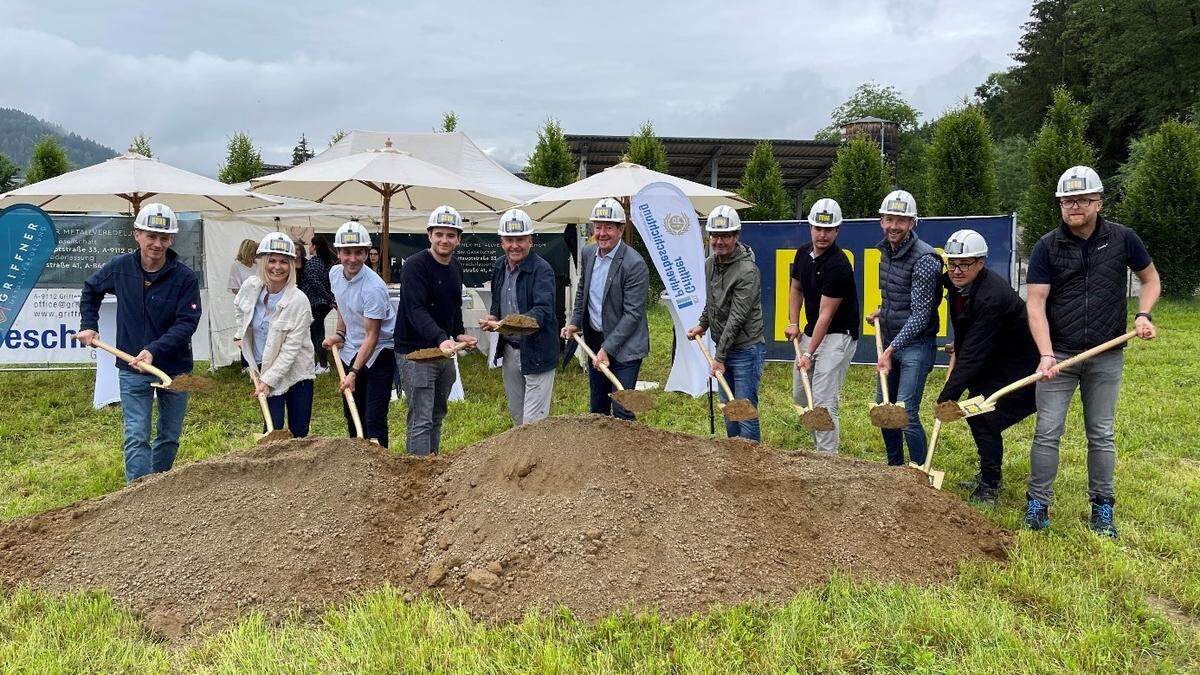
[233,233,315,437]
[228,239,258,295]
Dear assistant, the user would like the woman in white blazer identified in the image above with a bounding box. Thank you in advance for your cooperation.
[234,233,315,437]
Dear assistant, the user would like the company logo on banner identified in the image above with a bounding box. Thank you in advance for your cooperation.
[630,182,710,396]
[0,204,58,336]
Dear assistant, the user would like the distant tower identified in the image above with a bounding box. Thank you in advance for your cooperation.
[840,117,900,163]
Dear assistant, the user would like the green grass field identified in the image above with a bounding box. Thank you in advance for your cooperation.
[2,300,1198,673]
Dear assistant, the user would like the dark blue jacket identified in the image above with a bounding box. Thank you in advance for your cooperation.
[489,252,557,375]
[80,249,202,376]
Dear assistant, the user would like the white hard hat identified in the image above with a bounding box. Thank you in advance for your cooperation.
[497,208,535,237]
[705,205,741,233]
[807,198,843,228]
[1055,165,1103,197]
[589,198,625,224]
[334,220,371,248]
[134,202,179,234]
[879,189,919,218]
[257,232,297,258]
[944,229,988,259]
[428,205,464,231]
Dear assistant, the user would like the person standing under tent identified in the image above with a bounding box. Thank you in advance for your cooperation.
[785,198,860,453]
[228,239,257,295]
[75,203,202,484]
[322,221,397,446]
[395,205,479,454]
[298,236,337,374]
[480,208,559,427]
[686,205,765,441]
[234,232,316,437]
[561,198,650,421]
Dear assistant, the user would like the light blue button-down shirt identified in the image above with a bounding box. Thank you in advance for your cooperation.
[587,240,621,332]
[329,265,396,367]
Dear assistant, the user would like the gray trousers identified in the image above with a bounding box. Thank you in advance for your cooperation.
[396,352,455,456]
[501,343,556,426]
[793,333,857,453]
[1027,348,1124,504]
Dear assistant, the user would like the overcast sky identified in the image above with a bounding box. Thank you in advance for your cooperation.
[0,1,1031,177]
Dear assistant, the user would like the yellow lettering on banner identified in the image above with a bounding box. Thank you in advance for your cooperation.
[934,248,949,337]
[862,248,881,335]
[774,249,797,341]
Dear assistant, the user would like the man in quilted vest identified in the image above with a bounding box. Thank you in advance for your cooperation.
[1023,166,1159,538]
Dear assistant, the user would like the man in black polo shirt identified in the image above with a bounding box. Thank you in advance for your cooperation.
[1024,166,1159,537]
[785,198,860,453]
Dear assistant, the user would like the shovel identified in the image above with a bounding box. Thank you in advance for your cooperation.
[571,334,654,413]
[406,341,471,363]
[691,337,757,422]
[937,330,1138,423]
[496,313,539,337]
[331,351,367,439]
[248,368,293,444]
[910,347,955,489]
[791,338,834,431]
[869,319,907,429]
[78,337,214,392]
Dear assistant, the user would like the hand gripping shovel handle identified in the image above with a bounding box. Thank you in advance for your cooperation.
[86,337,173,388]
[247,368,276,433]
[873,318,892,404]
[332,350,365,438]
[984,330,1138,408]
[691,337,737,402]
[572,334,625,390]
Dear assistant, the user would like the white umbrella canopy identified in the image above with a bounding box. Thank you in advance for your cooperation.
[521,161,752,223]
[249,139,521,281]
[0,149,279,214]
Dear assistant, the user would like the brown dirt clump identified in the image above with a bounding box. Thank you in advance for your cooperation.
[0,415,1011,638]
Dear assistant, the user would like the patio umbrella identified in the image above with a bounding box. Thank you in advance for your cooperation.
[520,161,751,224]
[249,139,520,281]
[0,149,279,214]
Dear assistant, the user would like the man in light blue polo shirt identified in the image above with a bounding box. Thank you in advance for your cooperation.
[322,221,397,446]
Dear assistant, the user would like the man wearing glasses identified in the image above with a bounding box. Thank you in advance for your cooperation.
[935,230,1037,505]
[1023,166,1160,537]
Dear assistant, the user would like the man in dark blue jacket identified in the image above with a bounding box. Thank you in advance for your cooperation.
[479,209,558,426]
[75,203,201,484]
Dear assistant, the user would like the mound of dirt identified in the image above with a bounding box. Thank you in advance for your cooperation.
[0,415,1011,637]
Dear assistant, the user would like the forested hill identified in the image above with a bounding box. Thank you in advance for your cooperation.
[0,108,117,170]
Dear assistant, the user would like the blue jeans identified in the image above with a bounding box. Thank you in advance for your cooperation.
[265,378,314,438]
[876,337,936,466]
[719,342,765,441]
[118,369,189,484]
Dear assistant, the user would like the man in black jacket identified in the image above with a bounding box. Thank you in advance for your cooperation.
[935,229,1038,505]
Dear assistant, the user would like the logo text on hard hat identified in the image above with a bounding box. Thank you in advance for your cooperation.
[594,206,613,219]
[815,212,834,224]
[887,199,907,212]
[342,232,360,244]
[269,239,289,252]
[149,215,171,228]
[946,241,964,254]
[1064,177,1086,191]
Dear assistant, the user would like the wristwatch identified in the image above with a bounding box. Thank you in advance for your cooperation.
[349,366,361,376]
[1135,312,1153,323]
[802,351,813,359]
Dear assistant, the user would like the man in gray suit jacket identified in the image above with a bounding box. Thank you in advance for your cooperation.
[561,198,651,420]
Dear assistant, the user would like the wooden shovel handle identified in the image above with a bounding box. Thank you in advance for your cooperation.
[88,338,173,387]
[873,318,891,404]
[572,334,625,391]
[247,369,276,432]
[331,350,365,438]
[791,338,817,406]
[691,337,737,402]
[986,330,1137,406]
[922,418,942,473]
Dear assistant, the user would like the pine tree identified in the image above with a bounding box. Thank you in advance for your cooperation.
[524,117,576,188]
[994,135,1030,214]
[923,107,999,216]
[1018,87,1094,252]
[292,134,314,166]
[1119,119,1200,297]
[625,121,668,172]
[441,111,458,133]
[823,137,890,219]
[218,131,264,184]
[329,129,347,147]
[23,135,71,184]
[131,132,152,158]
[738,141,793,220]
[0,152,21,191]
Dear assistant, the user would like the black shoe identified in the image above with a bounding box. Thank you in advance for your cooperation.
[969,483,1000,506]
[1024,496,1050,531]
[956,472,981,491]
[1089,497,1117,538]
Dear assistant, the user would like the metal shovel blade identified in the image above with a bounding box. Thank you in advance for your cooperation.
[610,389,655,414]
[256,429,294,444]
[497,314,539,337]
[799,406,835,431]
[909,462,945,489]
[958,396,996,418]
[720,398,758,422]
[934,400,967,423]
[870,402,908,429]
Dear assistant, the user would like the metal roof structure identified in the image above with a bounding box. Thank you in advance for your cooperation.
[564,134,840,194]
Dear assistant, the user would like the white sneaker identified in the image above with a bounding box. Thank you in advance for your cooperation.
[315,365,330,375]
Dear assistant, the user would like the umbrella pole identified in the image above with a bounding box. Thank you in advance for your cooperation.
[380,191,392,282]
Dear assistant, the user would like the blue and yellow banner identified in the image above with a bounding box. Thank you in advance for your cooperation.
[739,215,1016,364]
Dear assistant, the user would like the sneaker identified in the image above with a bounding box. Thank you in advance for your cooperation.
[969,483,1000,506]
[1024,497,1050,530]
[1089,497,1117,538]
[315,365,330,375]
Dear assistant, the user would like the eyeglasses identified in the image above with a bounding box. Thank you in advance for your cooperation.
[1059,197,1100,208]
[947,260,980,272]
